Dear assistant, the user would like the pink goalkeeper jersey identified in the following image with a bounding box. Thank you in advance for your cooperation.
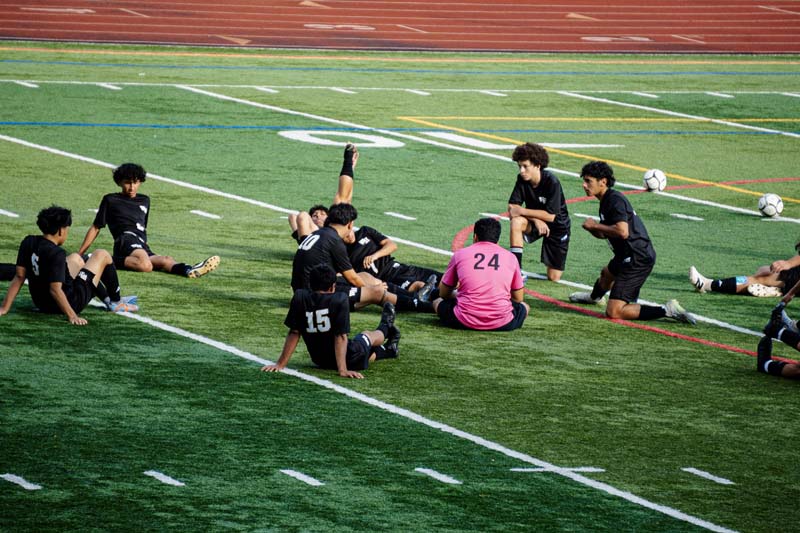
[441,240,524,330]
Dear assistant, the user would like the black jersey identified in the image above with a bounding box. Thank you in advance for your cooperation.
[93,193,150,242]
[599,189,656,264]
[284,289,350,366]
[347,226,395,277]
[15,235,71,313]
[290,227,354,290]
[508,170,571,237]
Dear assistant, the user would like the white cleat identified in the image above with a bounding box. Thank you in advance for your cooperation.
[746,283,783,298]
[569,291,605,305]
[665,299,696,325]
[689,265,711,293]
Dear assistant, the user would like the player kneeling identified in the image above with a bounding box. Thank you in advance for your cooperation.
[262,264,401,379]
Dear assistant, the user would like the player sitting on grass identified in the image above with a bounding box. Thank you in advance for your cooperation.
[758,278,800,378]
[507,142,571,282]
[262,264,401,379]
[690,240,800,298]
[570,161,695,324]
[432,217,529,331]
[0,205,138,325]
[78,163,219,279]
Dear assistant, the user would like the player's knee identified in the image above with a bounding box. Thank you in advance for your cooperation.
[547,271,562,282]
[93,249,112,263]
[133,259,154,273]
[510,216,527,232]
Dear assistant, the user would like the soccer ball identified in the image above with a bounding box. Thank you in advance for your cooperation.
[643,169,667,192]
[758,193,784,217]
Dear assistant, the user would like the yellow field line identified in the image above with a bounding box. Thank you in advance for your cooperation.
[408,117,800,123]
[398,116,800,203]
[2,45,800,65]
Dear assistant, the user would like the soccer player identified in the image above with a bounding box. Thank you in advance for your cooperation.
[289,204,328,245]
[570,161,695,324]
[77,163,219,278]
[689,241,800,297]
[262,264,400,379]
[507,142,571,282]
[758,280,800,378]
[432,217,529,331]
[290,203,433,313]
[343,224,441,296]
[0,205,138,325]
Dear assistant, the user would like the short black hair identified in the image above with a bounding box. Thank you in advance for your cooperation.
[308,204,328,216]
[309,263,337,291]
[512,142,549,169]
[473,217,502,244]
[325,203,358,226]
[113,163,146,185]
[581,161,615,187]
[36,205,72,235]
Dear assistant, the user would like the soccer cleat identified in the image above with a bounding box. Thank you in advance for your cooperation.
[416,274,437,303]
[664,299,696,325]
[688,266,711,293]
[764,302,786,338]
[378,301,396,333]
[756,336,773,373]
[106,294,138,311]
[746,283,783,298]
[187,255,220,278]
[521,272,529,285]
[108,300,139,313]
[569,291,605,305]
[781,308,799,333]
[384,325,401,358]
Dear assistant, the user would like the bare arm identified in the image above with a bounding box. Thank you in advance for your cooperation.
[511,287,525,303]
[261,330,301,372]
[771,254,800,274]
[508,203,556,223]
[50,281,86,325]
[438,282,456,300]
[0,266,26,316]
[583,218,629,240]
[335,333,363,378]
[342,268,365,287]
[364,238,398,270]
[77,225,101,256]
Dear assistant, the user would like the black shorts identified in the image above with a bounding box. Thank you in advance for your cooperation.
[312,333,372,371]
[40,268,95,314]
[779,266,800,293]
[113,232,154,269]
[381,262,442,291]
[524,231,570,271]
[436,298,528,331]
[335,278,362,311]
[607,256,654,303]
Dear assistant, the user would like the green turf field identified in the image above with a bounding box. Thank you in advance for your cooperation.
[1,42,799,532]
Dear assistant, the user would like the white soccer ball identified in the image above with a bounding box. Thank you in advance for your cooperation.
[643,169,667,192]
[758,193,784,217]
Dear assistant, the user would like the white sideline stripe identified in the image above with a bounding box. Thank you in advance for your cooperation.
[705,92,734,99]
[422,131,514,149]
[405,89,430,96]
[254,86,279,94]
[557,91,800,139]
[631,91,659,98]
[574,213,600,220]
[384,211,416,221]
[671,213,704,221]
[480,90,507,97]
[782,92,800,98]
[1,473,42,490]
[0,132,766,335]
[0,208,20,218]
[480,212,510,221]
[14,80,38,88]
[330,87,357,94]
[682,468,735,486]
[512,467,606,473]
[113,312,733,533]
[280,469,325,486]
[190,209,222,220]
[144,470,185,486]
[414,468,462,484]
[97,83,122,91]
[542,143,623,148]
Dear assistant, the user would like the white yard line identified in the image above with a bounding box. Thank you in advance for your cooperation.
[671,213,704,221]
[97,83,122,91]
[414,468,462,484]
[0,208,20,218]
[682,468,735,485]
[13,81,38,88]
[1,473,42,490]
[190,209,222,220]
[384,211,416,221]
[143,470,185,486]
[280,469,325,486]
[512,467,606,473]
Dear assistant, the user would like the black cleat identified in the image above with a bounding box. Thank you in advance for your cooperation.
[763,302,786,338]
[757,336,773,373]
[379,301,396,333]
[416,274,437,303]
[385,325,401,358]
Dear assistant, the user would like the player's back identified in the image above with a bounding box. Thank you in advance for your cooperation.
[16,235,70,312]
[286,289,350,366]
[290,227,352,290]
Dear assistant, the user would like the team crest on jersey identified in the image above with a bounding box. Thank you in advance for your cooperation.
[358,237,371,246]
[78,271,88,281]
[139,205,148,214]
[539,196,547,204]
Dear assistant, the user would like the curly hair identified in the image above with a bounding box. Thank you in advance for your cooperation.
[580,161,616,187]
[113,163,146,185]
[325,203,358,226]
[512,143,549,169]
[36,205,72,235]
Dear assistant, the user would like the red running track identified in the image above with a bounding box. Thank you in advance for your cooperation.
[1,0,799,53]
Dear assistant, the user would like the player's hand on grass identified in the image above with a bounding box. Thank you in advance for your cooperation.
[261,364,283,372]
[69,315,88,326]
[339,370,364,379]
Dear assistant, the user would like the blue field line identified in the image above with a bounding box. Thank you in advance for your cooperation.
[2,59,799,76]
[0,121,790,135]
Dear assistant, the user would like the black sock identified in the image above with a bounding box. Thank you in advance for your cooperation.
[778,330,800,351]
[394,292,434,313]
[340,145,355,178]
[171,263,190,276]
[373,345,398,360]
[711,277,738,294]
[510,247,523,268]
[99,264,121,301]
[590,279,606,301]
[766,360,787,376]
[377,323,390,338]
[0,263,15,281]
[638,305,667,320]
